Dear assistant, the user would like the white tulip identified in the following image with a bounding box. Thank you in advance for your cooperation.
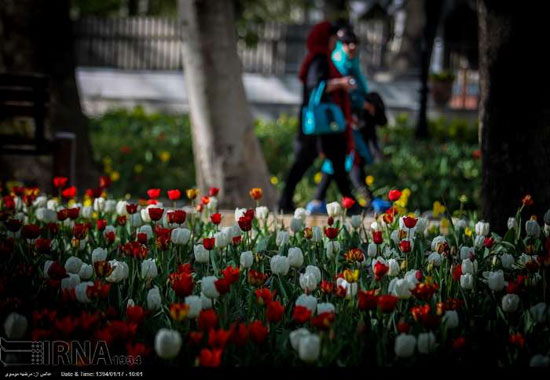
[130,213,142,228]
[430,236,447,251]
[415,218,427,235]
[141,259,158,280]
[184,296,202,318]
[394,334,416,358]
[417,332,436,354]
[256,206,269,221]
[103,226,116,240]
[474,235,485,249]
[475,221,490,237]
[290,217,303,233]
[351,215,362,229]
[404,269,420,287]
[388,259,400,276]
[276,231,290,246]
[75,281,93,303]
[427,252,441,267]
[305,265,321,284]
[104,200,116,213]
[138,225,153,240]
[525,220,541,238]
[93,197,106,212]
[61,273,80,290]
[529,302,548,323]
[201,276,220,299]
[147,286,162,310]
[390,278,412,299]
[461,258,477,275]
[289,328,311,351]
[78,264,93,280]
[460,246,474,260]
[296,294,317,313]
[106,260,129,283]
[140,208,151,223]
[3,312,28,339]
[33,195,47,208]
[460,274,474,290]
[335,278,357,297]
[116,200,128,216]
[64,256,83,274]
[311,226,323,242]
[288,247,304,268]
[501,294,520,312]
[81,206,92,219]
[214,231,229,248]
[47,199,59,210]
[294,208,307,222]
[299,273,317,292]
[154,329,182,360]
[317,303,335,315]
[270,255,290,275]
[326,202,342,217]
[367,243,377,258]
[485,270,505,291]
[530,354,550,367]
[442,310,459,329]
[171,228,191,245]
[298,334,321,363]
[507,217,517,230]
[390,230,400,245]
[200,293,213,309]
[240,251,254,269]
[207,197,218,211]
[36,208,57,223]
[325,241,340,259]
[500,253,514,269]
[194,244,210,264]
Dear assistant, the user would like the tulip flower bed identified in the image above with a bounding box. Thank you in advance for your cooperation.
[1,182,549,368]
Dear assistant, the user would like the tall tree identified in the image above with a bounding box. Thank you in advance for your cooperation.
[0,0,98,190]
[478,0,550,233]
[179,0,276,208]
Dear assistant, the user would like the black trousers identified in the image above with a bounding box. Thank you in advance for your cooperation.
[279,132,354,207]
[313,165,374,202]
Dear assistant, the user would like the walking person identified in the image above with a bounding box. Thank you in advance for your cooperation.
[278,21,359,214]
[306,27,390,214]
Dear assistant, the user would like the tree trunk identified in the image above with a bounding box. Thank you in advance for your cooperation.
[0,0,99,191]
[179,0,276,209]
[478,0,550,233]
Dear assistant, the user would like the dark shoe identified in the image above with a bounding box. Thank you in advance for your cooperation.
[347,202,365,216]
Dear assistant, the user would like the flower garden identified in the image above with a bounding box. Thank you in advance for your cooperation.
[1,181,549,368]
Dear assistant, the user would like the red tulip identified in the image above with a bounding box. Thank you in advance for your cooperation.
[403,216,418,228]
[221,266,240,285]
[248,321,268,344]
[61,186,77,199]
[238,216,252,232]
[96,219,107,231]
[377,295,398,313]
[99,176,111,189]
[6,218,23,233]
[373,261,389,281]
[167,189,181,200]
[210,213,222,225]
[358,290,378,311]
[292,305,312,324]
[266,301,285,323]
[399,240,412,253]
[126,203,138,214]
[341,197,356,209]
[35,238,51,254]
[198,309,218,331]
[372,230,383,244]
[148,208,164,221]
[255,288,274,305]
[86,188,103,199]
[388,189,402,202]
[203,237,215,250]
[168,272,193,297]
[324,227,339,240]
[53,176,68,189]
[147,188,161,199]
[22,224,41,240]
[208,187,219,197]
[199,348,223,367]
[67,208,80,220]
[214,278,230,295]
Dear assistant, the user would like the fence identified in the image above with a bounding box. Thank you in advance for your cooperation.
[73,17,388,75]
